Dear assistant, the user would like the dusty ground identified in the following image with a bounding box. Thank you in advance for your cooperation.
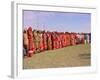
[23,44,91,69]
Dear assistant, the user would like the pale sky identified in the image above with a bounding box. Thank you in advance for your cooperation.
[23,10,91,33]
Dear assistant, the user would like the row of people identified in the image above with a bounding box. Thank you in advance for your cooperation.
[23,27,91,57]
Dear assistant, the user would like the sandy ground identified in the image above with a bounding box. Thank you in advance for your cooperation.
[23,44,91,69]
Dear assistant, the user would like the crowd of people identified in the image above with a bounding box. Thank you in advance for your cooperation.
[23,27,91,57]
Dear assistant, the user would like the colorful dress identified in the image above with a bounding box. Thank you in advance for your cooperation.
[27,27,35,57]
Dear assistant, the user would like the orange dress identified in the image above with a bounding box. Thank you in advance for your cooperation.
[27,27,35,57]
[39,33,44,51]
[43,33,47,50]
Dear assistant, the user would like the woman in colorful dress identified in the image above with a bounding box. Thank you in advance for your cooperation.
[39,31,44,52]
[23,29,29,56]
[27,27,35,57]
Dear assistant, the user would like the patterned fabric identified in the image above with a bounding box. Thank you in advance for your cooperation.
[23,27,91,57]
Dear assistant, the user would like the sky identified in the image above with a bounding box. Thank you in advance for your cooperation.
[23,10,91,33]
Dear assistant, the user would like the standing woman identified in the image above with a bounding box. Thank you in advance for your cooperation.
[89,33,91,43]
[84,33,87,44]
[35,30,41,53]
[64,33,67,47]
[27,27,35,57]
[81,33,85,44]
[23,29,29,56]
[33,30,37,53]
[42,31,45,51]
[39,31,44,52]
[59,33,63,48]
[47,32,52,50]
[52,32,55,49]
[87,33,90,44]
[44,32,48,50]
[65,32,69,46]
[57,33,61,48]
[62,33,65,47]
[70,33,74,45]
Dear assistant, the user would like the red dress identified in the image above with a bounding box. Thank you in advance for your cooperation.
[27,27,35,57]
[52,33,56,49]
[43,33,47,50]
[62,34,65,47]
[39,33,44,51]
[59,34,62,48]
[65,33,69,46]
